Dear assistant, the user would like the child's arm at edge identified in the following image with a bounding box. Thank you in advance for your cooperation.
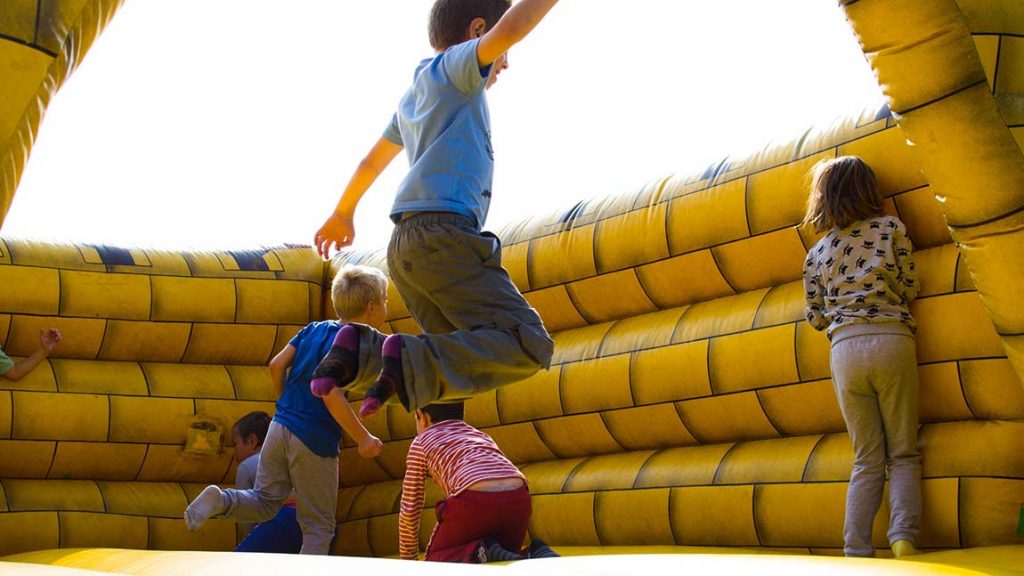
[477,0,559,67]
[1,328,62,382]
[894,223,920,304]
[803,254,828,331]
[398,442,427,560]
[315,137,403,258]
[269,345,296,398]
[323,388,383,458]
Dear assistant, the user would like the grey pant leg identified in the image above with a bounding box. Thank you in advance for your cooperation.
[343,323,388,395]
[832,336,887,557]
[876,335,922,545]
[221,421,292,524]
[386,214,554,410]
[285,428,339,555]
[831,332,922,557]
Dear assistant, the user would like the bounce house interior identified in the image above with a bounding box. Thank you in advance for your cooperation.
[1,0,1023,574]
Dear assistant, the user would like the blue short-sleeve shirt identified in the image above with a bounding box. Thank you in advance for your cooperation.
[272,321,344,457]
[384,38,494,228]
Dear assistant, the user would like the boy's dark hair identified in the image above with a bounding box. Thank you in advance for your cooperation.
[233,411,272,446]
[429,0,511,51]
[421,401,465,424]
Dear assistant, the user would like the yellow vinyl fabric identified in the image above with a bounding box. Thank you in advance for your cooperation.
[329,104,1024,557]
[2,0,1024,573]
[841,0,1024,380]
[0,0,124,224]
[0,243,321,556]
[5,547,1024,576]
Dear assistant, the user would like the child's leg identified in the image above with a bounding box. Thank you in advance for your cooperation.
[875,334,922,548]
[219,421,294,523]
[424,487,531,563]
[311,324,387,397]
[287,435,340,555]
[185,421,293,531]
[310,324,360,396]
[377,214,554,412]
[831,336,887,557]
[235,506,303,554]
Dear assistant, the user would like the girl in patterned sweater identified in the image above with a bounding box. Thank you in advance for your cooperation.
[803,156,922,558]
[399,402,558,563]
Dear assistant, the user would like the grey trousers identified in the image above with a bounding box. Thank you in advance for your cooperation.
[218,422,338,555]
[831,329,922,557]
[372,212,554,411]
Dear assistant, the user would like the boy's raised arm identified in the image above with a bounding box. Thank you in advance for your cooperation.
[477,0,559,67]
[315,136,404,258]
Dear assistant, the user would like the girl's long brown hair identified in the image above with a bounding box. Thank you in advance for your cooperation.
[803,156,883,233]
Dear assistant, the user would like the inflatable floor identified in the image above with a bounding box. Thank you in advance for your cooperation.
[1,0,1022,574]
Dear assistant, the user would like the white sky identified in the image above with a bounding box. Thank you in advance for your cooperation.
[4,0,885,251]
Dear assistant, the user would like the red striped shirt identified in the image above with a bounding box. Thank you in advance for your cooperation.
[398,419,526,560]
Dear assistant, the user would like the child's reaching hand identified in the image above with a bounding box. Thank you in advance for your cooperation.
[39,328,62,353]
[358,433,383,458]
[315,212,356,258]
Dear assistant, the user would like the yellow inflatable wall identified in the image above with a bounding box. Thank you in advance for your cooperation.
[0,0,1022,574]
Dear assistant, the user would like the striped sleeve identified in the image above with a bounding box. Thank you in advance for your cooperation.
[398,439,427,560]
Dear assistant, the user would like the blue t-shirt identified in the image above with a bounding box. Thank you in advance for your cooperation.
[384,38,494,228]
[273,321,343,457]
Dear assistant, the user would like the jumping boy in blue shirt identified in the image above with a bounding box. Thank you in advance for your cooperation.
[311,0,559,419]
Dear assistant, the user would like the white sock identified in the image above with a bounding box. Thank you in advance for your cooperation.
[183,485,225,531]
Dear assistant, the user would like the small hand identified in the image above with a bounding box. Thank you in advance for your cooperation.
[357,434,383,458]
[39,328,62,354]
[314,212,356,259]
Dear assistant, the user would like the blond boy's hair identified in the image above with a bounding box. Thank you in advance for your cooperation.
[331,265,388,321]
[803,156,884,233]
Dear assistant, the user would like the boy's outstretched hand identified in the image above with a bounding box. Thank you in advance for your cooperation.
[314,212,356,259]
[358,433,383,458]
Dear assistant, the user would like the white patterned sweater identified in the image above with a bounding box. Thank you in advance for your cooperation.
[803,215,920,340]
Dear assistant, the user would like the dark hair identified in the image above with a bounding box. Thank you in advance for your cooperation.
[803,156,884,233]
[429,0,511,51]
[421,402,465,424]
[233,411,272,446]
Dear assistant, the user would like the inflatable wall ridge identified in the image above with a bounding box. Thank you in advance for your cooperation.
[843,0,1024,380]
[331,420,1024,555]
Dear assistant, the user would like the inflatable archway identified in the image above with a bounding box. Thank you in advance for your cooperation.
[0,1,1022,574]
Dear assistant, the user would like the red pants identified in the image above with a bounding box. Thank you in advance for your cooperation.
[424,486,531,563]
